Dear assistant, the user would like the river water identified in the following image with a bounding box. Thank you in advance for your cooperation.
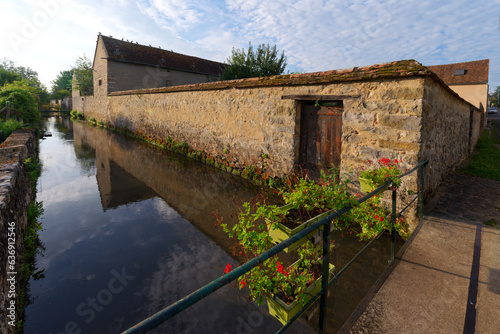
[23,116,401,334]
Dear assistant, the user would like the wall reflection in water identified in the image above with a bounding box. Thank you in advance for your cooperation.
[25,117,313,334]
[26,116,401,334]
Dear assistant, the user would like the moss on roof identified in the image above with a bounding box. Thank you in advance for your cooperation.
[109,59,435,96]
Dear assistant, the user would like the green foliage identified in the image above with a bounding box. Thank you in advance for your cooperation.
[0,119,23,140]
[220,42,287,80]
[0,80,41,125]
[24,157,43,190]
[460,121,500,180]
[52,89,71,100]
[72,55,93,96]
[218,166,408,306]
[174,141,189,150]
[219,200,330,306]
[0,68,21,86]
[359,158,402,188]
[1,58,50,105]
[51,70,72,96]
[70,110,84,120]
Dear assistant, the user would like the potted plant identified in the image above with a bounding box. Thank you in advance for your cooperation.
[221,242,335,325]
[265,169,357,252]
[358,158,402,193]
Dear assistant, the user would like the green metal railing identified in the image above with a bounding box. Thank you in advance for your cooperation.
[122,160,429,334]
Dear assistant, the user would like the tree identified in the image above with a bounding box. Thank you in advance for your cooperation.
[220,43,287,80]
[0,80,41,125]
[72,55,93,96]
[51,70,73,96]
[0,68,21,86]
[0,58,50,106]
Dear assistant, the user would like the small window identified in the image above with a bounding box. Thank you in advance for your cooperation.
[454,69,466,76]
[98,79,102,86]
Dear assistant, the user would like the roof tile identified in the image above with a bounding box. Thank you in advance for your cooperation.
[100,35,225,76]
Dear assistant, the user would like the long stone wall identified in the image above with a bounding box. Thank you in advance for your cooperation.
[72,62,482,231]
[0,129,35,334]
[421,77,482,197]
[81,77,429,180]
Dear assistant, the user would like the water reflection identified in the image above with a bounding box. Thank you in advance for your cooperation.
[24,116,314,334]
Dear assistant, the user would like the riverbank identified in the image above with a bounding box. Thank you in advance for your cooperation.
[0,128,37,334]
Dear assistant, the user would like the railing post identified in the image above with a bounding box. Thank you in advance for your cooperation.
[419,163,426,221]
[318,219,331,334]
[390,185,397,262]
[6,101,10,119]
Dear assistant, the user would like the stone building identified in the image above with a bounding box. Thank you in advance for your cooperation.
[428,59,489,123]
[73,33,225,108]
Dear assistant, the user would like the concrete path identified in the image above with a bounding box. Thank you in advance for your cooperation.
[339,170,500,333]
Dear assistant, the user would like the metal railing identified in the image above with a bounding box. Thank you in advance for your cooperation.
[122,160,429,334]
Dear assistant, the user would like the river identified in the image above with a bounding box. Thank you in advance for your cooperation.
[23,116,401,334]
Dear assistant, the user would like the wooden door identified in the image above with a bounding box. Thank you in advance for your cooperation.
[299,104,342,178]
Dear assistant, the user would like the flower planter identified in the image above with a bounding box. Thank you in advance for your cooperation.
[266,204,331,253]
[359,177,389,194]
[265,262,335,325]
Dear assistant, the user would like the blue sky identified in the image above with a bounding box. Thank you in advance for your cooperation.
[1,0,499,92]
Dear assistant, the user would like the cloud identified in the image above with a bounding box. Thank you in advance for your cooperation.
[136,0,204,33]
[1,0,500,89]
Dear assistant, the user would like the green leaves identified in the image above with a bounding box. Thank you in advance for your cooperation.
[220,42,287,80]
[72,55,93,96]
[0,80,41,125]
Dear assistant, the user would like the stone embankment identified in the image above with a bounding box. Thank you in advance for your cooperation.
[0,129,36,334]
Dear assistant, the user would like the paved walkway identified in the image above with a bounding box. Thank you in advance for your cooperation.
[339,166,500,331]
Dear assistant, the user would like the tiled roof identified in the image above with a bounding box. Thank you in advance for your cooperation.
[100,35,225,76]
[428,59,489,85]
[110,59,433,95]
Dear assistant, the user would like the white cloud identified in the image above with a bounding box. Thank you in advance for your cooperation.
[1,0,500,89]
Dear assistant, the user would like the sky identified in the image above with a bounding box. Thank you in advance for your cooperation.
[1,0,500,92]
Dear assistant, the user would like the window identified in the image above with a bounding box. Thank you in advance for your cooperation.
[454,69,466,76]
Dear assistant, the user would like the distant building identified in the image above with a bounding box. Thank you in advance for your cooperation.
[428,59,489,121]
[73,33,226,102]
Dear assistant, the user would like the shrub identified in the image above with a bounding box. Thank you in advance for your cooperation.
[0,119,23,141]
[0,80,40,125]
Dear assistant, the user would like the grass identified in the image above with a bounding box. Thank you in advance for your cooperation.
[460,120,500,181]
[483,219,498,228]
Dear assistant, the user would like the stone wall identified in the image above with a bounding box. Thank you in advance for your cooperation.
[82,77,428,180]
[0,129,35,334]
[421,77,481,197]
[71,60,482,231]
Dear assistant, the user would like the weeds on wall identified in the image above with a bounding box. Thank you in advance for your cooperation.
[16,156,45,331]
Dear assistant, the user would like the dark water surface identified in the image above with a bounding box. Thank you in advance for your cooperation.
[23,116,401,334]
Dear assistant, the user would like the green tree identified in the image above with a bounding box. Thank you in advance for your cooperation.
[489,87,500,107]
[72,55,93,96]
[0,58,50,105]
[220,43,287,80]
[0,80,41,125]
[0,68,21,86]
[51,70,72,96]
